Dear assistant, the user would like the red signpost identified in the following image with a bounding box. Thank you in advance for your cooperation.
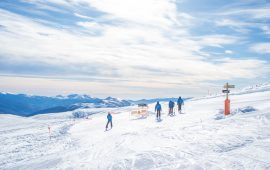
[224,98,230,115]
[223,83,235,116]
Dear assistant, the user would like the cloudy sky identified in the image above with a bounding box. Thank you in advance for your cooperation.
[0,0,269,99]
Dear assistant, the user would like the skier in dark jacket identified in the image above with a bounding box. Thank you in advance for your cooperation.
[177,96,184,113]
[105,112,113,130]
[155,101,162,120]
[168,100,175,116]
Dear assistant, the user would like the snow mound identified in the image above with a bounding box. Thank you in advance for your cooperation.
[215,106,257,120]
[236,106,257,113]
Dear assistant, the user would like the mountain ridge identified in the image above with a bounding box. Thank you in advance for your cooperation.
[0,93,130,116]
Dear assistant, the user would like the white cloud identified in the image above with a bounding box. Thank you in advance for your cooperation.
[197,35,239,48]
[76,0,179,26]
[215,19,251,33]
[216,19,246,27]
[77,21,104,31]
[74,13,94,19]
[261,25,270,35]
[215,5,270,35]
[225,50,233,54]
[219,7,270,19]
[250,43,270,54]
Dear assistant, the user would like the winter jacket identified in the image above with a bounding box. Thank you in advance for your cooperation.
[107,114,112,121]
[155,103,162,111]
[169,101,175,108]
[177,98,184,105]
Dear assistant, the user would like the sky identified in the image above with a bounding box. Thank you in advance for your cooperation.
[0,0,269,99]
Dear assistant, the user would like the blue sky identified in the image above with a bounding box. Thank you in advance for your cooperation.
[0,0,269,99]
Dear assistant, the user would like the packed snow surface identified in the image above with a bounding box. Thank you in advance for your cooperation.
[1,86,270,169]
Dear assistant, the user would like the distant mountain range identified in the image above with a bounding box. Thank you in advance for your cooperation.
[0,93,131,116]
[0,92,193,117]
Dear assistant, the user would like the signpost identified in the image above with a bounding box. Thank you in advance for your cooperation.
[222,82,235,115]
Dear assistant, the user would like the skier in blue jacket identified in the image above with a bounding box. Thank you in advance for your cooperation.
[177,96,184,113]
[168,100,175,116]
[105,112,113,130]
[155,101,162,120]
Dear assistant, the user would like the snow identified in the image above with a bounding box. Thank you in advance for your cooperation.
[0,86,270,169]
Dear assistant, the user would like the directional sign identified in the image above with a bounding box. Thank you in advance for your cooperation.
[228,85,235,88]
[224,84,235,89]
[222,90,230,93]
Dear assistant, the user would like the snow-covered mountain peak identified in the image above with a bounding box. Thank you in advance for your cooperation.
[104,96,122,101]
[66,94,92,99]
[105,96,114,100]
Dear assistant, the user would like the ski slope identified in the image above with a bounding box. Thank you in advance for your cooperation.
[0,85,270,169]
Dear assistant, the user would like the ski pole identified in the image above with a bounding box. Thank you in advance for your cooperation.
[183,104,185,114]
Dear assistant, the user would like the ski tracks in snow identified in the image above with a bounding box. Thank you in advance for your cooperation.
[64,105,270,170]
[0,114,78,170]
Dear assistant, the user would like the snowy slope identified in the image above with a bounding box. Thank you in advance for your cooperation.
[0,85,270,169]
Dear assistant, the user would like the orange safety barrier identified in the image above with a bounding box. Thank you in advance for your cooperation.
[131,105,149,118]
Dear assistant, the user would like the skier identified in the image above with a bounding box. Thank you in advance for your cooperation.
[177,96,184,113]
[105,112,113,130]
[168,100,175,116]
[155,101,162,120]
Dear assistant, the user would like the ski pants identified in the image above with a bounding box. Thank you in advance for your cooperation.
[156,110,161,119]
[178,104,182,111]
[169,107,174,114]
[106,120,113,129]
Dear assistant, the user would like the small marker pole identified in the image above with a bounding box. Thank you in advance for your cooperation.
[48,126,51,140]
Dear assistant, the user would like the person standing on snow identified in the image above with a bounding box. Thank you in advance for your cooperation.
[155,101,162,120]
[168,100,175,116]
[105,112,113,130]
[177,96,184,113]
